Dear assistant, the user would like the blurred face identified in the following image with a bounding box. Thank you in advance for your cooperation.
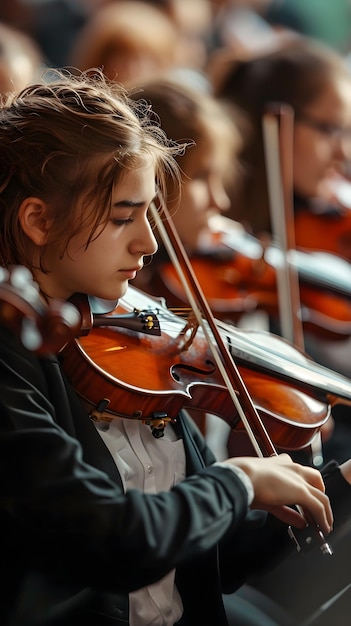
[103,49,174,86]
[170,0,213,69]
[293,76,351,199]
[169,133,231,251]
[41,163,158,300]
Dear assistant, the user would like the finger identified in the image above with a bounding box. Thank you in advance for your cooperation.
[264,483,333,535]
[300,487,333,534]
[269,497,332,536]
[275,455,327,495]
[269,504,307,528]
[293,463,326,493]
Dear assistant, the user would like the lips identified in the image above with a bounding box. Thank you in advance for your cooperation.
[119,266,143,279]
[121,264,143,273]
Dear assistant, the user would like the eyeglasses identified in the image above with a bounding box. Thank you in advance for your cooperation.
[296,112,351,142]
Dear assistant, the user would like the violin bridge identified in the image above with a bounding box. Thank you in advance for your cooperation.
[179,311,199,351]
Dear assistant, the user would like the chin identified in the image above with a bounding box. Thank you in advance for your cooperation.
[91,281,128,302]
[114,281,129,299]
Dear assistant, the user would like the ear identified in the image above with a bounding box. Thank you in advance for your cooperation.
[18,197,52,246]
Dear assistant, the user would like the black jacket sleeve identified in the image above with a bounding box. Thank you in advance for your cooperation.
[0,328,250,594]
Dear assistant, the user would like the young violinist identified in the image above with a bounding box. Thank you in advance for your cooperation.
[211,34,351,465]
[211,34,351,247]
[1,67,351,626]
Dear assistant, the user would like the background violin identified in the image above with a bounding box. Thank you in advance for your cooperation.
[293,173,351,262]
[152,214,351,341]
[295,205,351,263]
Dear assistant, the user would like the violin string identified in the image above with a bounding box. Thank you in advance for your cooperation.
[118,289,351,405]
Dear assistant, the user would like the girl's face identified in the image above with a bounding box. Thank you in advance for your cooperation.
[41,162,158,300]
[169,133,231,251]
[293,76,351,199]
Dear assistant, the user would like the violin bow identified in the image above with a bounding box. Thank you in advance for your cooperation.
[150,192,332,556]
[150,193,274,458]
[262,103,305,349]
[262,104,324,468]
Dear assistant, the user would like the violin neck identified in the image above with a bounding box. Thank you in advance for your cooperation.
[217,318,351,406]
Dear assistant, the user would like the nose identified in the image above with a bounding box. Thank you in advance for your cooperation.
[341,137,351,162]
[333,133,351,162]
[131,214,158,258]
[209,175,231,213]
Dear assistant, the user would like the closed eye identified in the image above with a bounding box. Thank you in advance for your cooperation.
[111,218,134,226]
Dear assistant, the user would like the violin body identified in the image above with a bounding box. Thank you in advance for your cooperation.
[295,206,351,263]
[155,251,277,320]
[151,214,351,341]
[60,286,343,452]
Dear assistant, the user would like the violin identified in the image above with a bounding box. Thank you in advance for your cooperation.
[154,214,351,340]
[294,204,351,263]
[60,284,351,452]
[294,175,351,262]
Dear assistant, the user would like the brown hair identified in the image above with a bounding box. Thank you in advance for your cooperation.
[131,76,241,194]
[69,1,180,86]
[0,68,184,272]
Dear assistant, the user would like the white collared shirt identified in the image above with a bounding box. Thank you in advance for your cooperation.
[95,418,185,626]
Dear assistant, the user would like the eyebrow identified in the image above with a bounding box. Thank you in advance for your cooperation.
[112,200,146,208]
[112,193,158,209]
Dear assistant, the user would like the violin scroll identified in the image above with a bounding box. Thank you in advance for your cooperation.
[0,265,81,353]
